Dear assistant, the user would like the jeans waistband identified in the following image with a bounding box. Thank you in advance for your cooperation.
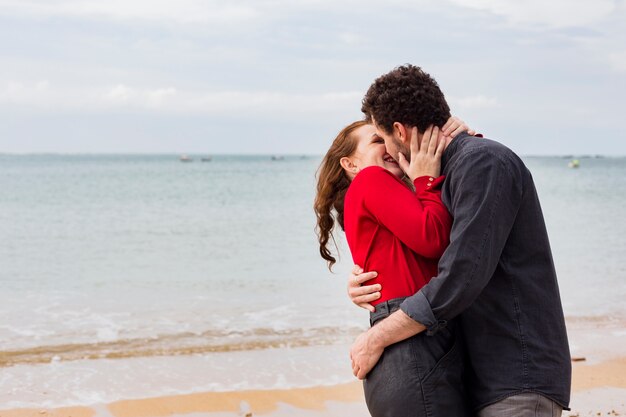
[369,297,407,327]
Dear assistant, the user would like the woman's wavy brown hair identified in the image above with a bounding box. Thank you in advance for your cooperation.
[314,120,368,270]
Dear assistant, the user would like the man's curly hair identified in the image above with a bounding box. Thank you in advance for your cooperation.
[361,64,451,134]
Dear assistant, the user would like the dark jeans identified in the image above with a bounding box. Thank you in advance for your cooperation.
[477,393,563,417]
[364,298,470,417]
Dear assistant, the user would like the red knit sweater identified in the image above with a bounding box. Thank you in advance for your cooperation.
[343,166,452,306]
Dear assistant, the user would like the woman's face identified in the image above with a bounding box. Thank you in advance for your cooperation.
[349,124,403,178]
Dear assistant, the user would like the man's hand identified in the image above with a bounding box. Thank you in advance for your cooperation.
[349,309,427,379]
[350,329,385,380]
[348,265,381,313]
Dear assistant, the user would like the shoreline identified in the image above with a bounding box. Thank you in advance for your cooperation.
[2,317,626,417]
[1,357,625,417]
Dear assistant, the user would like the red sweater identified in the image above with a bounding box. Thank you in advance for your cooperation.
[343,166,452,306]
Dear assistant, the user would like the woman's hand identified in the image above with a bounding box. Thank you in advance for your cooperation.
[442,116,476,137]
[398,126,446,182]
[348,265,381,313]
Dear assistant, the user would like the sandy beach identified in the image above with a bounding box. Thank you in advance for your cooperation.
[1,361,625,417]
[2,318,625,417]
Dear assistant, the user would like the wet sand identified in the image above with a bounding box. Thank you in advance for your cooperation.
[0,383,367,417]
[2,318,625,417]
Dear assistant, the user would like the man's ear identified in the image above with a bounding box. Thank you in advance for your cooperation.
[393,122,409,145]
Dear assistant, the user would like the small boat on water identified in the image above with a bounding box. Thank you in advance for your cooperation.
[179,154,193,162]
[568,159,580,169]
[271,155,284,161]
[201,156,212,162]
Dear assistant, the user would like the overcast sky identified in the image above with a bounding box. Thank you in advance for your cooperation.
[1,0,625,155]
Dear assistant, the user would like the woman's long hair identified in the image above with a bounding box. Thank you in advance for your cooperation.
[314,121,368,270]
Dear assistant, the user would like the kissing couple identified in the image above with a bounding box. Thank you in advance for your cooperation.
[314,65,571,417]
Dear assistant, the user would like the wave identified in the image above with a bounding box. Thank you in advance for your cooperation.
[0,326,365,368]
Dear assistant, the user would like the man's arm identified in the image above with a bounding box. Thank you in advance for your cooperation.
[350,308,424,379]
[350,147,524,378]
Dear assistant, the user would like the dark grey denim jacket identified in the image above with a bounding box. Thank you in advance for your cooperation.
[400,133,571,411]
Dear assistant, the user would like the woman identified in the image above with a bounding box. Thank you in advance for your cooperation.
[314,119,472,417]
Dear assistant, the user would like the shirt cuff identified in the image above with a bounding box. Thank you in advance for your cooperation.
[399,291,448,336]
[413,175,445,192]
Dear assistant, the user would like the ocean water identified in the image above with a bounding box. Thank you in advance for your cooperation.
[0,154,624,407]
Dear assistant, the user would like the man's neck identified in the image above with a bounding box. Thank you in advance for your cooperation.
[441,131,470,170]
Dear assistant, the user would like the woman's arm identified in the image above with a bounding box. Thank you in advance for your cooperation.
[347,118,473,311]
[442,116,476,137]
[357,125,451,258]
[357,166,451,259]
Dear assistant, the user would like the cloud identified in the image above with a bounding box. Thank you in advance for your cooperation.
[105,84,134,102]
[1,0,624,155]
[609,51,626,72]
[147,88,178,106]
[445,0,616,29]
[104,85,178,107]
[0,0,260,24]
[1,80,362,118]
[0,0,442,26]
[449,95,498,109]
[177,90,362,116]
[3,81,501,122]
[338,32,362,45]
[0,80,51,105]
[0,0,618,32]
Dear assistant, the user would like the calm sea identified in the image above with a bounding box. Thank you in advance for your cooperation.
[0,154,624,407]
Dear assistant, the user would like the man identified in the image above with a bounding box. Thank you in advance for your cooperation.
[348,65,571,416]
